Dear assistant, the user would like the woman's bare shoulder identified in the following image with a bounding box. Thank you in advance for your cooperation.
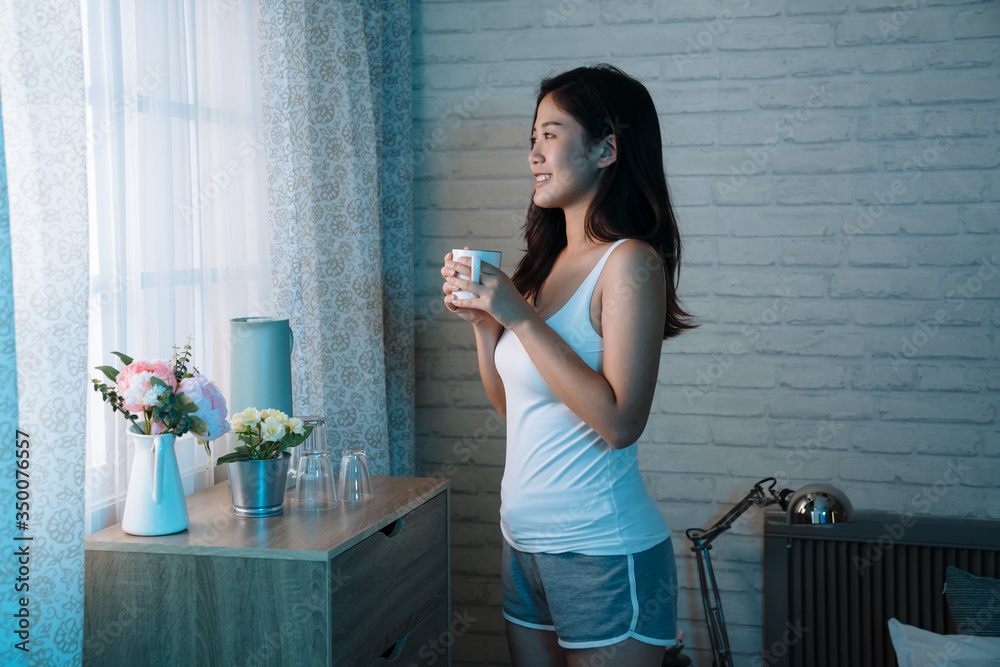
[601,239,664,287]
[590,239,665,330]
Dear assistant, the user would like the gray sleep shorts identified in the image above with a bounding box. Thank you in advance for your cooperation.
[502,537,678,649]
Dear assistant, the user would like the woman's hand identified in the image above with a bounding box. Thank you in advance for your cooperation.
[440,252,498,328]
[441,253,535,330]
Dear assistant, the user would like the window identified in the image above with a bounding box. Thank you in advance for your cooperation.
[83,0,269,534]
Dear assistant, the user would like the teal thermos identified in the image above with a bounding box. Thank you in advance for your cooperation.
[229,317,293,417]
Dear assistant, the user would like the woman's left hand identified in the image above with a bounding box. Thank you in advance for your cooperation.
[444,257,536,330]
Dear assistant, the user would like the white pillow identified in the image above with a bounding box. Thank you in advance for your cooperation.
[888,618,1000,667]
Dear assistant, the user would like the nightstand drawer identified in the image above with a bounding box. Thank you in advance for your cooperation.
[330,493,448,665]
[370,601,448,666]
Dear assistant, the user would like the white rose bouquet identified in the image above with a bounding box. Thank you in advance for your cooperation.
[216,407,312,464]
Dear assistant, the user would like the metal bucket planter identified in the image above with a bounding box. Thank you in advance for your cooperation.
[226,452,291,517]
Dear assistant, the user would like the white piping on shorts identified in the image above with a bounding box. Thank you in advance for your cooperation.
[558,554,679,650]
[631,632,678,647]
[628,554,639,633]
[502,611,556,632]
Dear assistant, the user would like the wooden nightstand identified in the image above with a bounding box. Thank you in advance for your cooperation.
[84,476,450,666]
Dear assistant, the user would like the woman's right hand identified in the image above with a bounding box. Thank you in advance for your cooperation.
[441,251,499,328]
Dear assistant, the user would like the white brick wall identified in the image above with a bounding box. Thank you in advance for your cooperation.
[411,1,1000,664]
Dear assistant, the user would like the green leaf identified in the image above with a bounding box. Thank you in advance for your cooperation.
[110,351,133,366]
[282,425,314,451]
[215,452,248,465]
[149,376,167,389]
[95,365,120,383]
[188,415,208,435]
[176,393,199,414]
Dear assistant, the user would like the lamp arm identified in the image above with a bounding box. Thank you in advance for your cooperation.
[684,478,795,667]
[685,478,791,547]
[684,493,756,547]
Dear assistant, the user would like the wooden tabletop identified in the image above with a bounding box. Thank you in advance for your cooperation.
[85,475,449,562]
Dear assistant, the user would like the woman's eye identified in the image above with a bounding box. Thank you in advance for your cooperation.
[529,133,554,147]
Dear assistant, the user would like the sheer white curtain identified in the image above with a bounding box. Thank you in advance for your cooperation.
[83,0,270,534]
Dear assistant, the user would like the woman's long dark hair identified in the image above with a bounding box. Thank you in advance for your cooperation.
[511,64,696,339]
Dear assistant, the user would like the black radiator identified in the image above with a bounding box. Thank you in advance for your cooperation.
[762,513,1000,667]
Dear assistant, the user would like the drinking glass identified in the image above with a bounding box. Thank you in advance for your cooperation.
[291,418,337,510]
[338,447,374,502]
[287,415,322,490]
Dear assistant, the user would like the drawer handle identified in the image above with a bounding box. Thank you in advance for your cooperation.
[379,633,408,661]
[379,515,407,538]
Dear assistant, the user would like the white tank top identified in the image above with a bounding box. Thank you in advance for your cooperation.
[495,239,671,555]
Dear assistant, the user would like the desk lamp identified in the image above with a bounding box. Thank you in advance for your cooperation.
[685,477,853,667]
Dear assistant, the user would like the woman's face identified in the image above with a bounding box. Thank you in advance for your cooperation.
[528,94,606,213]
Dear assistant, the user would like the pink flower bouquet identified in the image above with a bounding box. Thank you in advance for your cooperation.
[92,344,230,455]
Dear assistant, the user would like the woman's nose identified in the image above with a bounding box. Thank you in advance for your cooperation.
[529,143,542,164]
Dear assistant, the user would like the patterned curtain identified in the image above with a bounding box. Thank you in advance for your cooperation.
[257,0,414,475]
[0,0,90,662]
[0,59,23,666]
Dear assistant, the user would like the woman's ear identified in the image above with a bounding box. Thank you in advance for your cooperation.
[597,134,617,168]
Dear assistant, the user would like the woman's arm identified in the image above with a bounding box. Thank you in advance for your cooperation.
[442,252,507,417]
[448,241,666,449]
[472,319,507,417]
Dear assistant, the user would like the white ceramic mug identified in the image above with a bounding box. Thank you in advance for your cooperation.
[451,249,502,300]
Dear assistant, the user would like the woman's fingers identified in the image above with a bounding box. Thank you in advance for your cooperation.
[446,273,476,293]
[445,259,472,274]
[442,257,476,281]
[444,293,465,313]
[446,273,483,311]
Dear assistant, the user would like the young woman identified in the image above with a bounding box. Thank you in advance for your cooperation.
[440,64,695,667]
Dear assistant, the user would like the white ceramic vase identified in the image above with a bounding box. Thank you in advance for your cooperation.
[121,428,189,536]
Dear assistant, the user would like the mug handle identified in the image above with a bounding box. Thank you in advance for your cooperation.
[471,255,482,285]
